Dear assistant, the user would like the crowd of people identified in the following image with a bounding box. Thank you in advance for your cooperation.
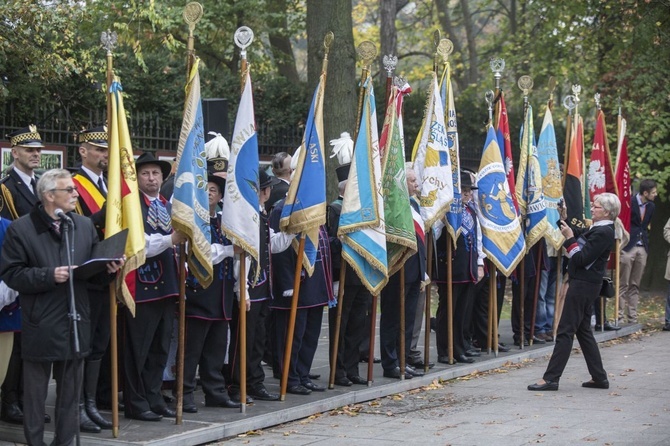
[0,124,663,445]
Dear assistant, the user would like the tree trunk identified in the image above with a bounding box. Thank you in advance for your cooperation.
[267,0,300,83]
[459,0,479,86]
[307,0,356,201]
[434,0,466,90]
[379,0,397,88]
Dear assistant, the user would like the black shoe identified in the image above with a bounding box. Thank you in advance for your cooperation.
[229,392,254,404]
[153,407,176,418]
[383,367,412,379]
[334,377,352,387]
[530,336,546,344]
[125,410,162,422]
[287,384,312,395]
[44,413,51,424]
[455,355,475,364]
[437,356,452,364]
[79,403,101,433]
[248,386,279,401]
[513,338,530,347]
[205,398,242,408]
[582,379,609,389]
[430,317,436,332]
[1,402,23,425]
[663,325,670,331]
[603,323,620,331]
[360,357,381,364]
[183,404,198,413]
[405,365,424,377]
[497,343,511,352]
[302,381,326,392]
[308,373,321,380]
[465,349,481,357]
[407,359,435,369]
[348,375,367,385]
[527,381,559,391]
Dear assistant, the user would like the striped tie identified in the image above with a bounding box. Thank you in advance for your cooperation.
[148,199,172,232]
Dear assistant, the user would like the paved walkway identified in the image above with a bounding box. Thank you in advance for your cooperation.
[217,330,670,446]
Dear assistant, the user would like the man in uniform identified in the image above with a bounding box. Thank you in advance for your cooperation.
[71,126,112,432]
[123,153,186,421]
[0,125,45,425]
[266,152,291,213]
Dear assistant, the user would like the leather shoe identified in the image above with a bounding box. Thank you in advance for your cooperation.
[348,375,367,385]
[530,335,546,344]
[407,359,435,369]
[663,325,670,331]
[497,343,511,352]
[334,377,352,387]
[1,402,23,425]
[527,381,559,391]
[182,404,198,413]
[455,355,475,364]
[383,367,412,379]
[603,323,620,331]
[125,410,162,422]
[205,398,242,409]
[437,356,452,364]
[582,379,609,389]
[308,373,320,380]
[405,365,424,377]
[465,349,481,357]
[153,407,176,418]
[44,413,51,423]
[302,381,326,392]
[513,338,529,347]
[229,392,254,404]
[248,386,279,401]
[360,357,381,364]
[287,384,311,395]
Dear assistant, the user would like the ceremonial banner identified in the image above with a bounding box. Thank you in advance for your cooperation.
[615,118,631,232]
[172,59,213,287]
[441,66,462,245]
[106,77,146,315]
[279,71,327,274]
[411,72,454,231]
[494,91,519,212]
[221,69,260,277]
[588,110,617,201]
[338,75,388,294]
[379,82,416,276]
[476,126,525,276]
[516,105,548,250]
[563,116,586,228]
[536,107,565,250]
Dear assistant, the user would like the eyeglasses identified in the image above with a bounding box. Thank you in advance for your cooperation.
[591,204,603,210]
[50,186,78,194]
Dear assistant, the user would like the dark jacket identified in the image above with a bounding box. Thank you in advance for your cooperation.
[0,169,39,221]
[563,222,615,284]
[266,179,289,213]
[623,195,654,252]
[0,206,113,361]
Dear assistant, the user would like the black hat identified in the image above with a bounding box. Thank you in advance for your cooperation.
[6,125,45,148]
[207,157,228,176]
[135,152,172,179]
[259,169,280,189]
[206,172,226,194]
[77,125,108,148]
[460,170,478,190]
[336,163,350,182]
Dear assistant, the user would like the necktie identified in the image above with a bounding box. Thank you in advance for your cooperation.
[98,177,107,198]
[30,178,37,195]
[147,199,172,232]
[52,220,61,236]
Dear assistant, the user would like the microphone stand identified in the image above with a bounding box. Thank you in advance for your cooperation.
[62,218,81,446]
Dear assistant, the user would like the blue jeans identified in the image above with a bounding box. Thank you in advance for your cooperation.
[535,257,557,334]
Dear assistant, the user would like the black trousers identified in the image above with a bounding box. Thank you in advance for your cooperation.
[228,299,270,391]
[180,317,229,406]
[543,279,607,383]
[274,306,324,387]
[123,298,175,415]
[436,282,473,358]
[379,274,420,372]
[328,284,371,379]
[24,359,81,446]
[88,288,111,361]
[471,276,505,347]
[512,274,536,340]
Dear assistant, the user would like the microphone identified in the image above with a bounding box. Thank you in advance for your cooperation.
[54,208,73,224]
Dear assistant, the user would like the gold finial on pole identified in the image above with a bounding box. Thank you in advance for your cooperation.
[547,76,557,110]
[354,41,377,141]
[183,2,203,76]
[517,75,533,116]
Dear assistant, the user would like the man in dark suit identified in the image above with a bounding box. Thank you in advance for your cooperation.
[266,152,291,213]
[71,126,113,433]
[0,125,43,425]
[618,179,657,324]
[528,192,620,391]
[379,167,426,379]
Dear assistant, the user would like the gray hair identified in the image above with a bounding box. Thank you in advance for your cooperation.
[595,192,621,220]
[36,168,73,201]
[338,180,347,196]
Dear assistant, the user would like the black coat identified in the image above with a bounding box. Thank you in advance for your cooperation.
[0,169,39,220]
[0,206,113,361]
[623,195,654,252]
[563,222,615,284]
